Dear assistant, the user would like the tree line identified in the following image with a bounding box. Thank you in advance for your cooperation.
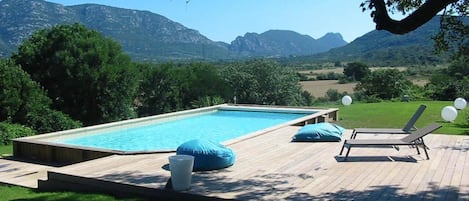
[317,61,468,103]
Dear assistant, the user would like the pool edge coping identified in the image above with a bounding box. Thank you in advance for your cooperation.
[12,104,338,165]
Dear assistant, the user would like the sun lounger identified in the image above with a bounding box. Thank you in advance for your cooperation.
[350,104,426,139]
[339,123,441,160]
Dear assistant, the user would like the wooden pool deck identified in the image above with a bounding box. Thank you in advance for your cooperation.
[0,158,50,188]
[1,126,469,200]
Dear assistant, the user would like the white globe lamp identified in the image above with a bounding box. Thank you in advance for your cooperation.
[441,106,458,122]
[341,95,352,106]
[454,98,467,110]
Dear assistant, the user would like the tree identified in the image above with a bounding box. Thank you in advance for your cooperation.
[12,23,139,126]
[172,63,231,108]
[136,62,231,116]
[362,0,467,33]
[136,63,182,116]
[361,0,468,58]
[0,59,50,124]
[343,62,371,81]
[221,59,310,106]
[425,57,469,100]
[0,59,81,133]
[355,69,413,99]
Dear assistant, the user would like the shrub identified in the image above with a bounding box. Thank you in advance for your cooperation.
[191,96,225,108]
[297,73,309,81]
[301,90,314,106]
[325,89,342,102]
[316,72,342,80]
[355,69,413,100]
[0,122,36,145]
[402,85,430,101]
[26,108,82,134]
[338,77,351,84]
[353,91,382,103]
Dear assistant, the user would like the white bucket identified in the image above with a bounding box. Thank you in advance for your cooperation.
[168,155,194,191]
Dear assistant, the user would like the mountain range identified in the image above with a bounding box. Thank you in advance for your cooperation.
[0,0,347,62]
[230,31,346,57]
[1,0,461,65]
[299,16,450,66]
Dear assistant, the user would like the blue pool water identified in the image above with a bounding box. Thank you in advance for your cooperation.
[58,110,311,151]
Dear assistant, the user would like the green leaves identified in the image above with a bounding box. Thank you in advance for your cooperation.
[355,69,413,99]
[0,59,81,133]
[426,58,469,100]
[0,59,50,123]
[0,122,35,145]
[12,23,138,125]
[343,62,371,81]
[136,63,182,116]
[361,0,467,59]
[221,59,309,106]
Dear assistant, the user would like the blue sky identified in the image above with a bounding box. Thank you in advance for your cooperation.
[47,0,378,43]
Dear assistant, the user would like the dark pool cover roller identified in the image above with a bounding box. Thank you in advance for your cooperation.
[176,139,236,171]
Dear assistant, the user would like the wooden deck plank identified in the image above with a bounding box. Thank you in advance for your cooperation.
[457,139,469,201]
[412,134,453,201]
[436,138,462,201]
[2,126,469,200]
[429,136,455,197]
[373,161,408,200]
[0,158,53,188]
[448,149,466,201]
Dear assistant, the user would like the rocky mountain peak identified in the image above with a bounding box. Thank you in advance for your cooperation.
[230,30,347,57]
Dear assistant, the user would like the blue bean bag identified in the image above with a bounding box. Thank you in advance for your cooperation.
[176,139,236,171]
[292,122,345,142]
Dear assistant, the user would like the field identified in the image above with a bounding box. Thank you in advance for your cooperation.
[298,66,407,76]
[300,80,355,97]
[299,67,428,97]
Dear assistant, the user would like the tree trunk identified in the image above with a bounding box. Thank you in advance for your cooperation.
[372,0,457,34]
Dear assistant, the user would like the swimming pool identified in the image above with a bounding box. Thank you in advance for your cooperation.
[13,104,338,164]
[57,110,309,151]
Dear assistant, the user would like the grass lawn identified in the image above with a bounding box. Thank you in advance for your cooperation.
[0,185,146,201]
[0,101,467,200]
[329,101,468,135]
[0,144,12,156]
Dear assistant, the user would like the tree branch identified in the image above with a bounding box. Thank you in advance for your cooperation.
[371,0,457,34]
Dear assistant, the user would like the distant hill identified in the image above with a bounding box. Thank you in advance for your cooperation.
[230,30,347,57]
[284,16,458,66]
[0,0,235,61]
[0,0,347,62]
